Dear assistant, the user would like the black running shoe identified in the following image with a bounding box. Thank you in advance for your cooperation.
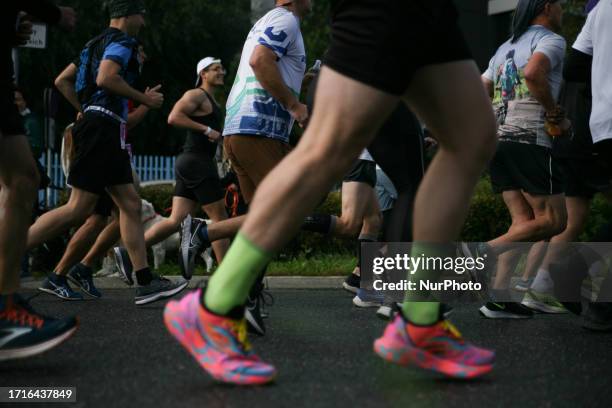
[342,273,360,294]
[0,294,78,361]
[245,281,271,336]
[179,215,210,280]
[245,297,265,336]
[582,302,612,332]
[479,302,534,319]
[38,273,83,301]
[134,276,189,305]
[113,247,133,286]
[67,263,101,298]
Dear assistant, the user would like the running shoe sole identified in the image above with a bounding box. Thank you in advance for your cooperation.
[163,301,276,385]
[66,275,101,298]
[521,299,567,314]
[134,280,189,305]
[582,319,612,332]
[479,306,532,319]
[37,287,83,301]
[373,338,493,379]
[342,282,359,294]
[353,296,383,308]
[0,324,78,361]
[113,247,134,286]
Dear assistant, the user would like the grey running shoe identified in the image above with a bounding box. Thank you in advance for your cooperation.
[245,281,274,335]
[135,276,189,305]
[352,289,384,308]
[513,277,534,292]
[582,302,612,332]
[521,290,567,314]
[458,242,494,299]
[113,247,133,286]
[179,215,209,280]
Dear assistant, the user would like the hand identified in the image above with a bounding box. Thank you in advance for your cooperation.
[207,128,221,142]
[288,102,308,128]
[76,112,83,121]
[57,6,76,31]
[14,17,33,46]
[559,117,572,135]
[144,84,163,109]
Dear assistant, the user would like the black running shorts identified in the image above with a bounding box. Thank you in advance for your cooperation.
[557,157,611,198]
[325,0,472,95]
[489,142,564,196]
[93,191,115,217]
[67,113,133,195]
[174,152,224,205]
[343,159,377,187]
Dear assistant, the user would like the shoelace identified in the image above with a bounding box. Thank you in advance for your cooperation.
[0,295,44,329]
[440,320,463,342]
[230,318,252,353]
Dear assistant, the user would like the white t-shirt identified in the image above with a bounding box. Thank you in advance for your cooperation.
[359,149,374,162]
[223,7,306,143]
[572,1,612,143]
[483,25,566,148]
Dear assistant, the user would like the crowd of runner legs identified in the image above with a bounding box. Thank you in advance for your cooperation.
[2,0,612,386]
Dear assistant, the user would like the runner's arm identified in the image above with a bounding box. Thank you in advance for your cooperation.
[54,62,81,112]
[167,91,212,132]
[523,52,556,113]
[96,59,161,108]
[250,44,301,113]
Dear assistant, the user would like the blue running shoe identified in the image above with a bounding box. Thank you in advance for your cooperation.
[67,263,102,298]
[38,274,83,301]
[0,293,78,361]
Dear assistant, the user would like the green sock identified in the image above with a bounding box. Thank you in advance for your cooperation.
[204,232,273,315]
[402,242,446,325]
[402,301,440,325]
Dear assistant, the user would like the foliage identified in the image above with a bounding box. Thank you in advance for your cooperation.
[139,183,174,215]
[18,0,251,155]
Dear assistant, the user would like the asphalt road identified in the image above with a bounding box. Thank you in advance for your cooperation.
[2,289,611,408]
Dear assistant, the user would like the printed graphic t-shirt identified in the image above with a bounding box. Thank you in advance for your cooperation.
[223,7,306,143]
[483,25,566,148]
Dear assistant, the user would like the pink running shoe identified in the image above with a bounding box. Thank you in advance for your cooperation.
[164,290,276,385]
[374,313,494,379]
